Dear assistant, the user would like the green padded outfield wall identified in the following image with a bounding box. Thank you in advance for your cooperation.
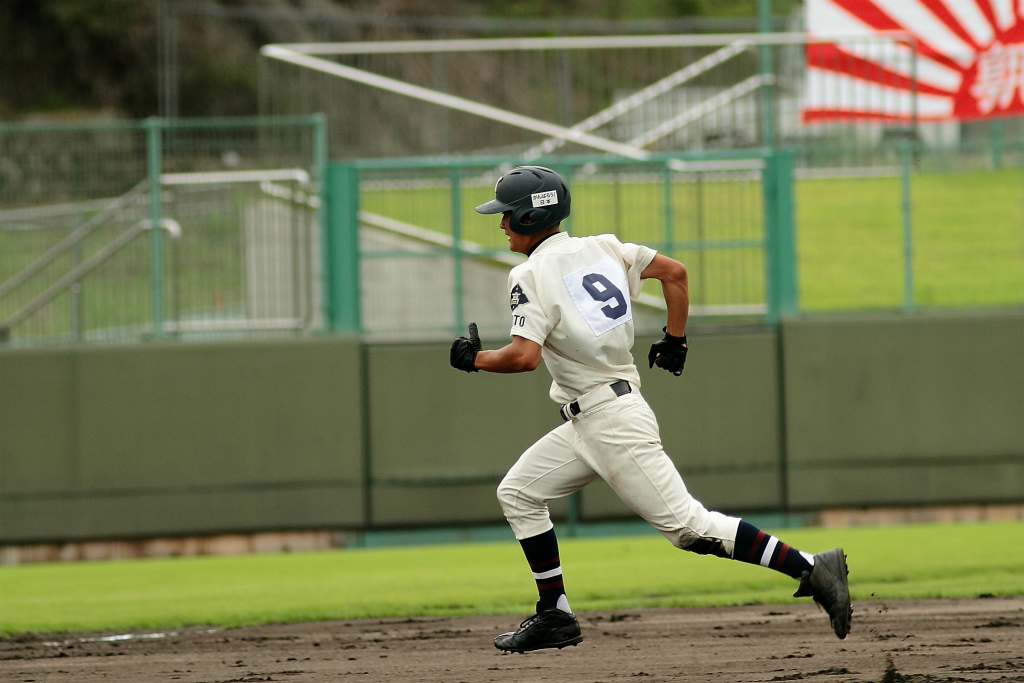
[0,338,365,543]
[782,311,1024,509]
[364,339,566,527]
[3,312,1022,545]
[364,331,782,528]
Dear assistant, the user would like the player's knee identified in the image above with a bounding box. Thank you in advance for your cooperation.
[496,476,544,518]
[495,478,521,516]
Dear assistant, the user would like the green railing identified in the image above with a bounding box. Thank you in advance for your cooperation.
[4,116,1023,347]
[321,142,1024,339]
[0,116,326,345]
[324,149,796,338]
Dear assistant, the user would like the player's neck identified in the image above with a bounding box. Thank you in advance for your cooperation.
[526,229,561,256]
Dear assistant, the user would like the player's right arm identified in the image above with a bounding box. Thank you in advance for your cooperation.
[474,334,542,373]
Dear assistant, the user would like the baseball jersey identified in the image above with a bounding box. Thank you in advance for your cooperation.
[506,232,657,404]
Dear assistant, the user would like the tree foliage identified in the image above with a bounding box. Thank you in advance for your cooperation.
[0,0,790,120]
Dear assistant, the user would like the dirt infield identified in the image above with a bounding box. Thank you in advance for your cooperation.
[3,597,1022,683]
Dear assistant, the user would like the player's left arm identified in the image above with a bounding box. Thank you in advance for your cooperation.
[641,253,688,335]
[640,253,690,375]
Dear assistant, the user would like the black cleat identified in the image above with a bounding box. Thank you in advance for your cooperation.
[794,547,852,639]
[494,606,583,653]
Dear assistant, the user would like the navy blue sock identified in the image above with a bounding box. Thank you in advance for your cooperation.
[519,529,570,612]
[733,520,813,580]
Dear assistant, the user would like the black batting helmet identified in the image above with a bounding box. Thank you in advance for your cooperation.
[475,166,571,235]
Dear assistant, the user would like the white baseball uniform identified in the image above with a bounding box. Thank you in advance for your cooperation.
[496,231,740,554]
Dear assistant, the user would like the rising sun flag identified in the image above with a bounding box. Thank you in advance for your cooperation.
[804,0,1024,121]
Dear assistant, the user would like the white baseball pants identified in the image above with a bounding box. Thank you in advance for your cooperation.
[497,388,740,553]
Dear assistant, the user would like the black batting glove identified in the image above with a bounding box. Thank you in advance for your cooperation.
[450,322,482,372]
[648,327,687,376]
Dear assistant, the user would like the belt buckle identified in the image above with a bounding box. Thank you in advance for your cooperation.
[560,400,580,422]
[610,380,631,397]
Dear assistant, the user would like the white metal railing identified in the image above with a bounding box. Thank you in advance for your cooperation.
[0,170,319,344]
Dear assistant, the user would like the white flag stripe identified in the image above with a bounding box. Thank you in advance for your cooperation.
[808,0,962,92]
[532,567,563,580]
[833,39,963,92]
[908,53,964,92]
[807,0,879,39]
[805,68,955,118]
[760,537,780,567]
[872,0,976,67]
[1019,0,1024,20]
[990,0,1016,30]
[938,0,994,46]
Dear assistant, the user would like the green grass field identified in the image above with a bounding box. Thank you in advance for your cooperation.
[2,521,1022,637]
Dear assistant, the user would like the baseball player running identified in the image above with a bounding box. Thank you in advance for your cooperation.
[450,166,851,653]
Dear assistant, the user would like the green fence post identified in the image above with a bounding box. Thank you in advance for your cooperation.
[763,150,798,323]
[312,114,328,330]
[312,113,328,230]
[145,117,166,339]
[325,163,362,334]
[900,140,915,311]
[758,0,776,149]
[566,491,580,538]
[662,162,674,254]
[450,166,465,333]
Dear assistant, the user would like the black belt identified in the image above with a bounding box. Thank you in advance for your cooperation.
[560,380,632,421]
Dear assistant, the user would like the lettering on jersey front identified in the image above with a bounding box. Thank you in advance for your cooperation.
[510,283,530,310]
[562,255,632,336]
